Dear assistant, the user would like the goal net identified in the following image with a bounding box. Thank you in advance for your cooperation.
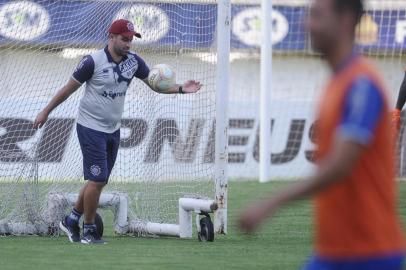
[2,0,405,235]
[227,0,406,180]
[0,0,224,235]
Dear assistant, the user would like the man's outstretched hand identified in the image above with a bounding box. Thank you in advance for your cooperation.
[182,80,202,93]
[34,110,49,129]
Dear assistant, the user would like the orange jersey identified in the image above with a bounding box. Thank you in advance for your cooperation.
[314,55,405,258]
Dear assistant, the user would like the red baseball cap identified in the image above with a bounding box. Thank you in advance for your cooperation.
[108,19,141,39]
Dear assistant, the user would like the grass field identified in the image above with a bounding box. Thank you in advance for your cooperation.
[0,181,405,270]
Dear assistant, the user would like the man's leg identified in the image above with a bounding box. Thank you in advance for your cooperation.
[81,128,120,244]
[59,183,86,242]
[61,124,108,243]
[83,180,106,224]
[64,180,90,228]
[74,181,88,214]
[60,182,88,242]
[80,180,107,244]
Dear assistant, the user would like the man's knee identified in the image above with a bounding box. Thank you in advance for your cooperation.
[87,179,107,190]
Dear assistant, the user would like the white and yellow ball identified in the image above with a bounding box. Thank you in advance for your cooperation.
[148,64,176,93]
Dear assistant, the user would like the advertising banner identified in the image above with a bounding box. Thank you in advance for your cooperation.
[0,98,317,180]
[0,1,404,51]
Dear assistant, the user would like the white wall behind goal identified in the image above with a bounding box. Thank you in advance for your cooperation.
[0,51,403,180]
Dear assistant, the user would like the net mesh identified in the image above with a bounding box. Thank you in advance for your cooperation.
[1,0,406,235]
[0,0,217,234]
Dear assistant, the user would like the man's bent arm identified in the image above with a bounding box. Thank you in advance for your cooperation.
[43,78,81,114]
[142,78,201,94]
[34,78,81,128]
[266,138,364,208]
[238,138,365,233]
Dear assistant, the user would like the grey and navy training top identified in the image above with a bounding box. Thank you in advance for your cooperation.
[72,46,149,133]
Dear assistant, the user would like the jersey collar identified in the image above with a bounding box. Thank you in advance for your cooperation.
[104,46,128,64]
[334,51,359,74]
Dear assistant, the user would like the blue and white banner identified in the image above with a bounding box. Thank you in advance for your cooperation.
[0,1,216,47]
[356,10,406,51]
[231,5,308,50]
[0,0,405,52]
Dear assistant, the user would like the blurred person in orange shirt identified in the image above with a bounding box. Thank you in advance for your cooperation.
[238,0,405,269]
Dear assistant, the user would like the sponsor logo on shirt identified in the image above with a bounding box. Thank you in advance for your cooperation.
[101,90,127,99]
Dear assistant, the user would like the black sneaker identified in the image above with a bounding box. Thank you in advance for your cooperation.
[59,216,80,243]
[81,227,106,244]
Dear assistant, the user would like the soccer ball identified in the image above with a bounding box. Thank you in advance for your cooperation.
[148,64,176,93]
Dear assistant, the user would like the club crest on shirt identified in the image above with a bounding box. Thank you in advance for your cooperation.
[119,55,138,79]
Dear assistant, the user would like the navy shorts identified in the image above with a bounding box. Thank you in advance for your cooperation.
[302,253,405,270]
[77,124,120,182]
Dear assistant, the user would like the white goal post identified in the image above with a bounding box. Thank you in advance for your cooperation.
[259,0,272,183]
[214,0,230,235]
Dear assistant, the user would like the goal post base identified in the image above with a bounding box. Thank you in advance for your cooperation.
[47,192,217,239]
[128,197,217,238]
[46,192,129,234]
[0,221,49,235]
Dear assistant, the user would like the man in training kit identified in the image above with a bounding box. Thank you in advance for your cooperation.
[34,19,202,244]
[238,0,405,269]
[393,71,406,132]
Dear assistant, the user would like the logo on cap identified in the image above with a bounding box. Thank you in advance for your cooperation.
[127,22,135,32]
